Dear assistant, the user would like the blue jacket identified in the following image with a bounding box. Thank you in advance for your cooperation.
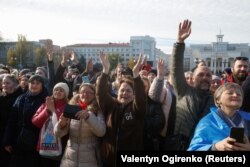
[188,107,250,151]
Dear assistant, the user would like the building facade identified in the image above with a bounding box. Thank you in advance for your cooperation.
[66,35,157,67]
[186,34,250,74]
[130,35,156,66]
[0,35,162,69]
[65,43,131,65]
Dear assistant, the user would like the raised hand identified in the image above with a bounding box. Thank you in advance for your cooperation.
[133,54,143,78]
[142,55,147,65]
[157,58,165,79]
[61,50,69,67]
[99,51,110,74]
[58,115,69,129]
[46,40,53,61]
[45,96,55,112]
[71,51,78,64]
[177,19,192,43]
[86,58,93,73]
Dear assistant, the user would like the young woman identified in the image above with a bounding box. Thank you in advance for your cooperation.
[188,83,250,151]
[54,83,106,167]
[32,82,69,167]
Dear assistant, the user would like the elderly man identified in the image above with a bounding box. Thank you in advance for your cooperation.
[169,19,214,150]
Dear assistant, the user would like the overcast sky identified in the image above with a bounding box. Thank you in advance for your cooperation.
[0,0,250,53]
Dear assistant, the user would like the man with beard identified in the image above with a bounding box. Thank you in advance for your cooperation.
[168,19,214,150]
[222,57,249,86]
[222,57,250,112]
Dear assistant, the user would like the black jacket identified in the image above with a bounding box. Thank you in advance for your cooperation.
[0,87,23,147]
[3,88,48,150]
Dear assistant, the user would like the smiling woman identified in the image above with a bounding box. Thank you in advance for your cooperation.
[96,52,147,167]
[2,74,48,167]
[188,83,250,151]
[0,74,23,167]
[53,82,106,167]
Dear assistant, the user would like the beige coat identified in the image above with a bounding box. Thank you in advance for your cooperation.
[54,111,106,167]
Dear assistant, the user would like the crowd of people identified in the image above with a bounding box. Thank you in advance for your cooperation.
[0,19,250,167]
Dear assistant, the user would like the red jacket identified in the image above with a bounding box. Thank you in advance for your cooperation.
[221,73,247,86]
[32,99,67,128]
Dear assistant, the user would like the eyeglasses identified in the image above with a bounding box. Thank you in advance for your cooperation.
[235,57,249,61]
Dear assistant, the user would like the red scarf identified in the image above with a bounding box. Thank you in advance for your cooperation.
[78,99,88,109]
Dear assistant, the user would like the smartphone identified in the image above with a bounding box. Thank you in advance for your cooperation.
[230,127,244,143]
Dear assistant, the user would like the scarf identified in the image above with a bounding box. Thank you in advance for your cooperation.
[78,99,88,110]
[217,108,244,128]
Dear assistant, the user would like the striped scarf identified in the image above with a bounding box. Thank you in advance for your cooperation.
[217,108,244,128]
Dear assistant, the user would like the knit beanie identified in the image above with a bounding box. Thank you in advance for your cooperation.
[53,82,69,98]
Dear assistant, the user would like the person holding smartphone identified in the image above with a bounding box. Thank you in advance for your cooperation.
[54,83,106,167]
[188,82,250,151]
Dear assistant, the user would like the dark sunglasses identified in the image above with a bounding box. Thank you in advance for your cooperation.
[235,57,249,61]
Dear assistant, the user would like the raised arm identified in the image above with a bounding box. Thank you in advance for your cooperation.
[170,19,192,97]
[177,19,192,43]
[148,58,166,103]
[54,51,68,84]
[71,51,84,73]
[133,54,146,115]
[46,40,55,92]
[96,51,114,114]
[100,51,110,75]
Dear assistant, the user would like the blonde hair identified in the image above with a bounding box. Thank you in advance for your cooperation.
[79,83,96,93]
[214,82,243,107]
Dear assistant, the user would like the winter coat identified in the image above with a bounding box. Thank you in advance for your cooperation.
[54,109,106,167]
[0,86,23,146]
[3,88,48,167]
[170,43,214,150]
[0,86,24,167]
[241,76,250,112]
[32,99,67,128]
[96,73,146,167]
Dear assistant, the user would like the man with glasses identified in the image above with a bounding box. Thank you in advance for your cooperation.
[222,56,249,86]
